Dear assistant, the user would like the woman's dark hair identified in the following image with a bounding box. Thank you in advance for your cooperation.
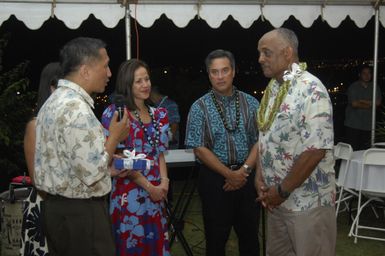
[114,59,152,110]
[36,62,62,114]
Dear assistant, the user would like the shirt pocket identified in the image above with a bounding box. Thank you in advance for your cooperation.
[269,111,296,144]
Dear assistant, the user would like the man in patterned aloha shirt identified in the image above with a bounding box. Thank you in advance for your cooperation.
[34,37,130,256]
[185,49,260,256]
[256,28,336,256]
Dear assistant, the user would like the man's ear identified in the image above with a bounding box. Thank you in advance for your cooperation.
[284,46,294,61]
[79,64,89,80]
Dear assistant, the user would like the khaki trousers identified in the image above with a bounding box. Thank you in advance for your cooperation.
[266,206,336,256]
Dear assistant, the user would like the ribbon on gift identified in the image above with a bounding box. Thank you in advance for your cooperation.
[123,149,147,161]
[113,149,154,171]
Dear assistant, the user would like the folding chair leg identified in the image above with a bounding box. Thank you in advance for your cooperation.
[370,204,379,219]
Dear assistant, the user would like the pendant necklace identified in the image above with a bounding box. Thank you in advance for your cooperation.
[210,89,240,132]
[134,106,160,147]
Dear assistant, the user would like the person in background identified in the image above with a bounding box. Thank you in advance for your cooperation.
[344,64,382,150]
[34,37,130,256]
[256,28,335,256]
[150,86,180,149]
[185,49,260,256]
[150,85,181,207]
[22,62,62,256]
[101,59,170,256]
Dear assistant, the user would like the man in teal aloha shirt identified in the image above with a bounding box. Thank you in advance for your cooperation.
[256,28,336,256]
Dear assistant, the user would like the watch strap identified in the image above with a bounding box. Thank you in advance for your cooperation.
[242,164,252,174]
[277,183,291,199]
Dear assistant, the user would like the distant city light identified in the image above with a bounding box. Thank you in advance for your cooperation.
[328,86,340,93]
[163,70,168,74]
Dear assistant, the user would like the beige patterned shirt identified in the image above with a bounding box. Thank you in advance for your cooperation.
[259,70,335,211]
[34,79,111,198]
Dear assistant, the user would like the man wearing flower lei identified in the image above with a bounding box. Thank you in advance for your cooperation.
[185,49,260,255]
[256,28,336,256]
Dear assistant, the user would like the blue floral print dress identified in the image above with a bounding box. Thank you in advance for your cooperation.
[102,104,170,256]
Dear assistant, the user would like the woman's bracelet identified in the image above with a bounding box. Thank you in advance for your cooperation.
[160,177,169,182]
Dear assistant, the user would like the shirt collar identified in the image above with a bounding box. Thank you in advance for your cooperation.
[58,79,95,109]
[211,86,238,102]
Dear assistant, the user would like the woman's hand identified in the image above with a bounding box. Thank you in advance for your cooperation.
[159,177,170,195]
[147,184,167,202]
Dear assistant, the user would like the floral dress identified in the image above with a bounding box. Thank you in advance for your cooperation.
[102,104,170,256]
[20,188,49,256]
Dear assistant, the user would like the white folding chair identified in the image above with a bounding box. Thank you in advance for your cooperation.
[348,148,385,243]
[334,142,357,218]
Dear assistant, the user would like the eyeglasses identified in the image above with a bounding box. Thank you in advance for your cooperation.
[209,67,232,78]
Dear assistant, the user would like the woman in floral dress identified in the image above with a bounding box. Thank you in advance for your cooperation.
[22,62,62,256]
[102,59,170,256]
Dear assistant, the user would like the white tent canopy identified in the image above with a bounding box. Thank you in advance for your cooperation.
[1,0,384,145]
[0,0,384,30]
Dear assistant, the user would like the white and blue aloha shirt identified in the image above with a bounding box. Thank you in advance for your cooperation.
[259,71,335,211]
[34,79,111,198]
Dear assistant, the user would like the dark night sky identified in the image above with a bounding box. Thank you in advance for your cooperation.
[0,13,384,142]
[0,13,383,91]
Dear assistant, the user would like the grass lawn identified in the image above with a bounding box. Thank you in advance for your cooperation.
[170,182,385,256]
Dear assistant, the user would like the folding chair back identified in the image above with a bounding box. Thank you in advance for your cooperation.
[349,148,385,243]
[334,142,354,217]
[334,142,353,161]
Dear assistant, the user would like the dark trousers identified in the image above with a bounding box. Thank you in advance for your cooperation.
[345,126,371,151]
[198,164,260,256]
[42,194,115,256]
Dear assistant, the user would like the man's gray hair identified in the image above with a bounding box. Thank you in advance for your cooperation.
[275,28,299,56]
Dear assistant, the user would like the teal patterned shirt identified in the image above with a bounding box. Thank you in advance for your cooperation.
[185,87,259,165]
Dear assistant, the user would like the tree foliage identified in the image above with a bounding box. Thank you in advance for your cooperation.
[0,34,36,191]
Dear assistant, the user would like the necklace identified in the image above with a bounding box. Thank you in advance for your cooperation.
[257,62,307,132]
[210,89,240,132]
[134,106,160,148]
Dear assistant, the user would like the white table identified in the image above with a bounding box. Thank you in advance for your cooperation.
[338,150,385,191]
[164,149,196,167]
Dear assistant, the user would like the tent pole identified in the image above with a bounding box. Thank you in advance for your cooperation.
[125,3,131,60]
[371,5,380,147]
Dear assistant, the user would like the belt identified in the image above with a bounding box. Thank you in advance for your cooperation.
[46,194,107,201]
[226,163,243,170]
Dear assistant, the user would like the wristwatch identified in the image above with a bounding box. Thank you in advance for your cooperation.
[277,183,291,199]
[242,164,253,174]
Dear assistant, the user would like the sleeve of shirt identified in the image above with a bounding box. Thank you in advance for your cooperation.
[301,80,334,151]
[167,100,181,124]
[246,96,259,145]
[185,101,205,149]
[347,82,360,102]
[101,104,115,138]
[101,104,126,149]
[157,107,169,152]
[64,106,109,187]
